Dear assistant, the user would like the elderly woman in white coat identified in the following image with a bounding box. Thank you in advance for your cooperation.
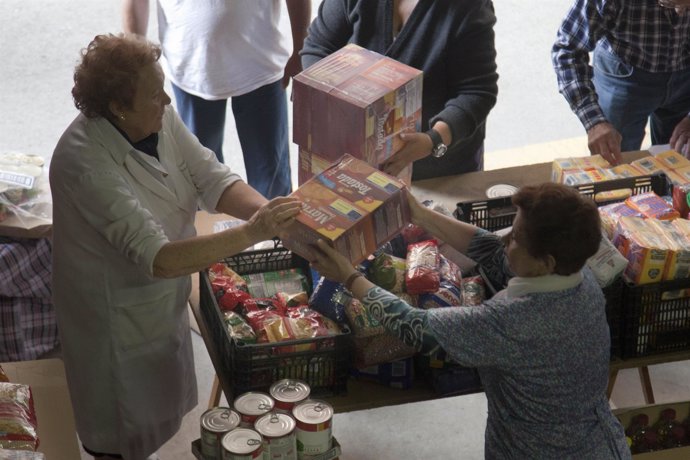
[49,33,302,460]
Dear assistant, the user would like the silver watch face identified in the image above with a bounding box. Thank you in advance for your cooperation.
[432,144,448,158]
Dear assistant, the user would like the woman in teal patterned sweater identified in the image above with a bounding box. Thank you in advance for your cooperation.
[309,182,630,459]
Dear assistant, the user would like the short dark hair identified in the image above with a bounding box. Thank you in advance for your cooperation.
[72,33,161,119]
[511,182,601,275]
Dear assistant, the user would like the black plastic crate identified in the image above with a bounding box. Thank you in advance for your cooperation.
[603,278,624,359]
[199,241,352,402]
[620,278,690,358]
[454,174,670,232]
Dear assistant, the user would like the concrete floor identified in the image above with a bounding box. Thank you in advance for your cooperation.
[2,0,689,459]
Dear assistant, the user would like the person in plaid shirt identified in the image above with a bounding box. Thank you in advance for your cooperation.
[552,0,690,165]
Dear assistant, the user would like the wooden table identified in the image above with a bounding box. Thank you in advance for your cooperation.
[191,150,688,409]
[1,359,81,459]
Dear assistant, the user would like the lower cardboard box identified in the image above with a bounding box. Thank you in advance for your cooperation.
[613,400,690,459]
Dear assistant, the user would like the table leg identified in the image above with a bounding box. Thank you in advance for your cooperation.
[639,366,655,404]
[607,369,619,399]
[209,375,223,409]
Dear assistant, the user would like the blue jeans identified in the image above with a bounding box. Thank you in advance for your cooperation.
[592,45,690,152]
[172,80,292,199]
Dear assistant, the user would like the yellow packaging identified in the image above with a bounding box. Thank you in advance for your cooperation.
[612,216,671,284]
[663,168,688,186]
[551,158,581,183]
[671,165,690,184]
[598,202,643,239]
[609,164,642,178]
[647,219,690,280]
[630,156,668,176]
[655,150,690,170]
[551,155,610,182]
[561,167,609,186]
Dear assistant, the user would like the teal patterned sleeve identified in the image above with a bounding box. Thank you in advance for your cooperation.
[363,286,441,355]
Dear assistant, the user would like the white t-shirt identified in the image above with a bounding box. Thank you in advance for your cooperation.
[157,0,292,99]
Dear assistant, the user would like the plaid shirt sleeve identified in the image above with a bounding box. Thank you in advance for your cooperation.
[0,238,56,362]
[552,0,611,131]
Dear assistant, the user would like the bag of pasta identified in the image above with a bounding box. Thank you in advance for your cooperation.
[0,383,39,451]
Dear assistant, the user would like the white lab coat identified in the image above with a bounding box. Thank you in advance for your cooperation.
[50,107,240,459]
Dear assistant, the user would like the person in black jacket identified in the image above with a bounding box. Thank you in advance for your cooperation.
[301,0,499,181]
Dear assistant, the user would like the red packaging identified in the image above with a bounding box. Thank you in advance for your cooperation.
[405,240,441,295]
[672,183,690,218]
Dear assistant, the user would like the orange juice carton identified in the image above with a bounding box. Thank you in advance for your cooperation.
[625,192,679,220]
[647,219,690,280]
[293,44,423,184]
[282,154,409,265]
[630,156,668,176]
[655,149,690,170]
[598,202,643,239]
[612,216,671,284]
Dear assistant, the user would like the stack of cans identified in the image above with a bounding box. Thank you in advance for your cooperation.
[200,379,337,460]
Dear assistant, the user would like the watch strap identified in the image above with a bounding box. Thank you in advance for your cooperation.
[425,128,444,148]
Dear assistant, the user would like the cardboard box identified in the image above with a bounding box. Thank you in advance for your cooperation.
[293,44,422,184]
[614,400,690,459]
[282,154,409,266]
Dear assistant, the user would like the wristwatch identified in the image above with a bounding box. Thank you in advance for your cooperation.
[425,128,448,158]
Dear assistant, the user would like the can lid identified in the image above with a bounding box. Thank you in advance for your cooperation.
[234,392,275,416]
[255,412,296,437]
[221,428,263,454]
[201,407,240,433]
[269,379,311,403]
[292,399,333,424]
[486,184,518,198]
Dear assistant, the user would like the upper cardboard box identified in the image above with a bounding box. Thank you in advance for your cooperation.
[293,44,422,184]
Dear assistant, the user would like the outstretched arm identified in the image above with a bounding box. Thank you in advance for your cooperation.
[309,240,441,354]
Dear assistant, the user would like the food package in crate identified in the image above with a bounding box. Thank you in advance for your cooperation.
[647,219,690,281]
[612,216,671,285]
[598,202,643,240]
[207,263,341,350]
[0,153,50,226]
[625,191,679,220]
[351,356,415,389]
[586,231,629,288]
[0,383,39,452]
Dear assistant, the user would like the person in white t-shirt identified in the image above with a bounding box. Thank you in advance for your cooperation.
[123,0,311,198]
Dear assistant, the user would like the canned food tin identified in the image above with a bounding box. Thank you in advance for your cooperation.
[292,400,333,455]
[221,428,263,460]
[254,412,297,460]
[269,379,311,413]
[234,392,275,427]
[201,407,241,460]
